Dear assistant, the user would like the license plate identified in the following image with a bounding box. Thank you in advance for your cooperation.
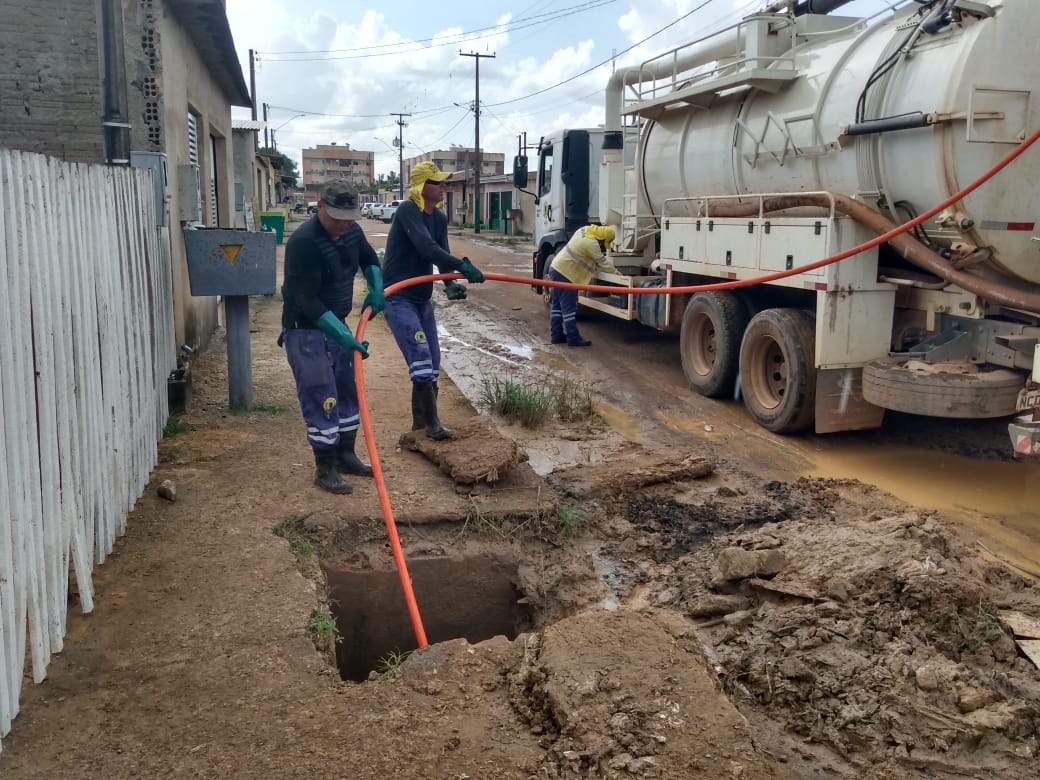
[1016,387,1040,412]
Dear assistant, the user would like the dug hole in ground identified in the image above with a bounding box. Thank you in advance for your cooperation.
[2,220,1039,779]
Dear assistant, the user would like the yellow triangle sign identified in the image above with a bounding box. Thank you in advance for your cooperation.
[221,244,244,264]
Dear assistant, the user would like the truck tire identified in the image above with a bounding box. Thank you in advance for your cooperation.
[862,358,1024,418]
[739,308,816,434]
[680,291,748,398]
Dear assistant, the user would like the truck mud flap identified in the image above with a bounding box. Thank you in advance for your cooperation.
[814,368,885,434]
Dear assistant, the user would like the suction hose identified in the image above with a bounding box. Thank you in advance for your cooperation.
[354,124,1040,649]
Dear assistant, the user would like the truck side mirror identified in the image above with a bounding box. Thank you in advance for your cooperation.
[512,155,528,189]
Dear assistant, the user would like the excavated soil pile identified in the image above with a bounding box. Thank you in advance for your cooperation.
[601,476,1040,778]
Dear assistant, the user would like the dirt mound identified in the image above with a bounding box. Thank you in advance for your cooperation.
[633,480,1040,778]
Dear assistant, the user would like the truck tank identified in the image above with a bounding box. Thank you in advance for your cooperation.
[635,0,1040,286]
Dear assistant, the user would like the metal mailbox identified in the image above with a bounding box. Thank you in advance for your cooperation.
[183,228,276,296]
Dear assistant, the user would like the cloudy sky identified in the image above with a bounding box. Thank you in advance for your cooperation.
[226,0,894,177]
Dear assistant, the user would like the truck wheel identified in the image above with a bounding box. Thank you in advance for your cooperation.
[862,358,1024,418]
[739,308,816,434]
[680,292,748,397]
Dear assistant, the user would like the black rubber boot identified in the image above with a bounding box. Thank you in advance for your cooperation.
[411,383,423,431]
[414,381,452,441]
[336,430,373,477]
[314,449,353,494]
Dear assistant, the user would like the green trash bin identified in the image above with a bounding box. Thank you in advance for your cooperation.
[260,211,285,244]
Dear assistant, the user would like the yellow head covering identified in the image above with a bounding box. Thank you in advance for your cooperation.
[585,224,616,244]
[409,161,452,211]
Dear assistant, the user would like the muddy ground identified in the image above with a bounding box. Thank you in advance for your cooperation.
[2,219,1039,779]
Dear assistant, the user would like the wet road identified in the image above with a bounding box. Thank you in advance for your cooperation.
[361,221,1040,575]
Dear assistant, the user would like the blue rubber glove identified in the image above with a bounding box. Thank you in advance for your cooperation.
[443,280,467,300]
[457,258,485,284]
[316,311,369,359]
[361,265,385,317]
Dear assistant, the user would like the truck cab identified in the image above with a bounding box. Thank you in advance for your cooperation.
[531,129,604,292]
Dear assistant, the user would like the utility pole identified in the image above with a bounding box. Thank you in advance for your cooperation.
[390,112,411,198]
[263,102,269,148]
[460,51,495,233]
[249,49,258,120]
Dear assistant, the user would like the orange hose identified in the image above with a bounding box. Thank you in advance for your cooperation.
[355,126,1040,649]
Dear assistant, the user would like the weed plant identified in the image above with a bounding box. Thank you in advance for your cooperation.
[308,606,337,650]
[162,417,190,437]
[479,371,594,427]
[376,648,411,678]
[273,516,318,567]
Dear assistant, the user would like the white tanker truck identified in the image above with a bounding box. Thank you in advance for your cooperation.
[521,0,1040,454]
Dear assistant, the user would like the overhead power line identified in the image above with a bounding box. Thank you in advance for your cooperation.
[262,0,746,132]
[485,0,720,108]
[261,0,616,62]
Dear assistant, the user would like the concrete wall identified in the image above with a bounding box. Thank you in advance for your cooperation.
[156,3,236,351]
[0,0,105,162]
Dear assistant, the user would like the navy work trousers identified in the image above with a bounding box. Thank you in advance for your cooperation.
[385,298,440,384]
[548,268,582,343]
[283,328,359,452]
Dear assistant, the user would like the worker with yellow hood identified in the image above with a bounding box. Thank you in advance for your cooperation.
[548,224,618,346]
[383,161,486,440]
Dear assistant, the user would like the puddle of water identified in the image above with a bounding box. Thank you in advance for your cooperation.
[593,401,643,442]
[504,344,534,360]
[808,446,1040,573]
[533,351,576,374]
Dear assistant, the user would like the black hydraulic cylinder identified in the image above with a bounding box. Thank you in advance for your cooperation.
[793,0,857,15]
[845,112,932,136]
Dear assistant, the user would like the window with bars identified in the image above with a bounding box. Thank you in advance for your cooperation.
[186,111,204,222]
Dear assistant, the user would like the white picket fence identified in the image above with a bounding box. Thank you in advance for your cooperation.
[0,149,176,749]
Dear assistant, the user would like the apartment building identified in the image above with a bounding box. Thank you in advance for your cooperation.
[301,143,374,195]
[403,146,504,182]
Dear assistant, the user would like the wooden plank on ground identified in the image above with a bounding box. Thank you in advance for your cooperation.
[1016,640,1040,670]
[1000,610,1040,639]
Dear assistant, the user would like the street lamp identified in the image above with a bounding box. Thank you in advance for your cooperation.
[271,113,305,151]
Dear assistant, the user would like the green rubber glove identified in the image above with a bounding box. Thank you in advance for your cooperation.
[457,258,485,284]
[316,311,369,359]
[361,265,385,317]
[443,280,467,300]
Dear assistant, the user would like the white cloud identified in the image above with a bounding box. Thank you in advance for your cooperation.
[228,0,896,174]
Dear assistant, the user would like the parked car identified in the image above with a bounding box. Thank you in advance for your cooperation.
[362,202,379,218]
[380,199,403,223]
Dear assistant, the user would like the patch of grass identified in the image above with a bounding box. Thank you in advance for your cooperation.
[544,500,586,538]
[457,505,511,539]
[966,600,1006,653]
[273,516,318,566]
[376,648,411,679]
[162,417,190,437]
[479,371,595,428]
[230,402,291,415]
[457,500,587,543]
[308,606,337,650]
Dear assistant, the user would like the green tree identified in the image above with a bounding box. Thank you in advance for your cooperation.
[373,171,401,196]
[258,147,299,184]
